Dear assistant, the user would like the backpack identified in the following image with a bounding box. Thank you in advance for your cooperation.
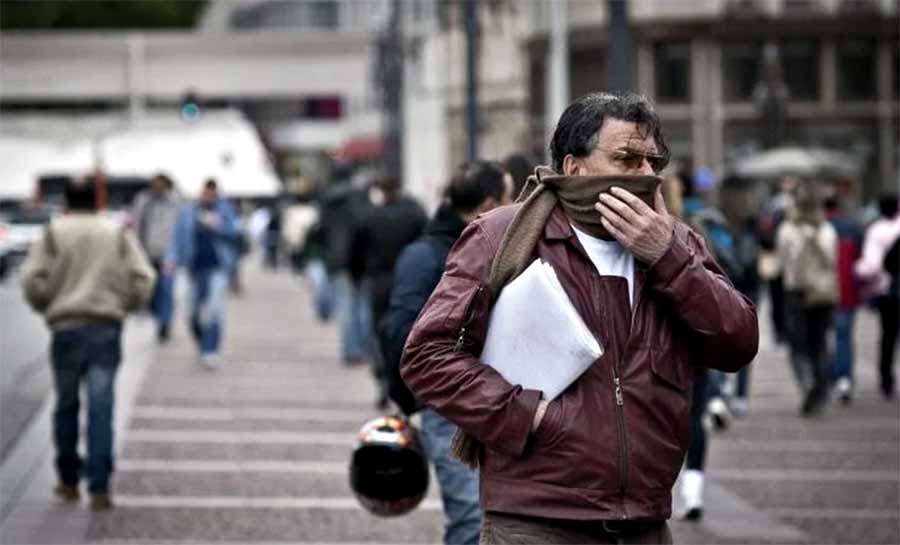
[795,226,837,306]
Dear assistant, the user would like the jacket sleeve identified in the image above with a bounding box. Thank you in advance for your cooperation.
[382,242,441,414]
[650,222,759,372]
[20,230,54,313]
[123,230,157,311]
[400,221,542,458]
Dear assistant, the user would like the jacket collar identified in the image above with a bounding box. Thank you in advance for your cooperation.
[544,205,575,241]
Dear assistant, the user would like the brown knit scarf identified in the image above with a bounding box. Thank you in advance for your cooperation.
[450,166,662,468]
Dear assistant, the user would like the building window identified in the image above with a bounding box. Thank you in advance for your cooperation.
[780,40,820,101]
[231,0,339,30]
[654,42,691,102]
[722,42,762,102]
[837,40,878,101]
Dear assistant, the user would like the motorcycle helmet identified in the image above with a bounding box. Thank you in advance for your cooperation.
[349,415,429,516]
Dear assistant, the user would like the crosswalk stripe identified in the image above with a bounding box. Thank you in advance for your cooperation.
[716,439,898,453]
[132,406,375,423]
[710,469,899,482]
[118,459,347,474]
[114,495,442,511]
[769,507,900,520]
[127,430,355,445]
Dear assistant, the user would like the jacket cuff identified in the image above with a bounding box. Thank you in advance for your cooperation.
[649,227,691,285]
[501,388,542,458]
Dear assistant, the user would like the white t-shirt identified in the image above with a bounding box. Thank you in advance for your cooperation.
[571,223,635,307]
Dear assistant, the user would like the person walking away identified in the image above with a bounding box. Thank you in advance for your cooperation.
[318,174,373,364]
[503,152,538,202]
[758,176,799,345]
[855,194,900,399]
[824,196,863,403]
[401,92,758,544]
[775,180,837,416]
[131,173,180,342]
[21,177,155,510]
[351,177,427,408]
[170,179,239,369]
[382,161,512,544]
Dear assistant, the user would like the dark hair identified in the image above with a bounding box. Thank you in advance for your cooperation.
[445,161,508,214]
[879,194,899,218]
[65,176,97,211]
[823,196,839,212]
[152,173,175,190]
[204,178,218,191]
[503,152,538,201]
[549,91,669,173]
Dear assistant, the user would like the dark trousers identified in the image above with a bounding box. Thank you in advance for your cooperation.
[877,296,900,395]
[50,322,122,493]
[686,367,711,471]
[481,512,672,545]
[785,292,833,397]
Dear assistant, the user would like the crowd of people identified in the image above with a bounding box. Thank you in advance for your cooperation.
[17,91,899,545]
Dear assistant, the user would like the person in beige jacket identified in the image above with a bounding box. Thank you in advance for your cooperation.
[21,177,155,511]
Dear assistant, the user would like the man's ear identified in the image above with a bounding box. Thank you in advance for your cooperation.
[562,155,581,176]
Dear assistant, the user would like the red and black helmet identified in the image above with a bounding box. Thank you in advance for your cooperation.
[349,415,429,517]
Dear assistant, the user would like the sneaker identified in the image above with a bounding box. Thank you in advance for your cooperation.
[53,483,80,503]
[835,377,853,405]
[157,324,170,343]
[801,386,828,417]
[682,506,703,521]
[679,469,704,522]
[90,492,114,511]
[199,354,220,370]
[706,396,732,432]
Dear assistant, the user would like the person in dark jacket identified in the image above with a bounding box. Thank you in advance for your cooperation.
[351,177,427,407]
[401,92,758,544]
[382,161,512,545]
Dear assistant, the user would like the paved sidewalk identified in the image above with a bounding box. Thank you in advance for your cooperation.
[2,263,897,544]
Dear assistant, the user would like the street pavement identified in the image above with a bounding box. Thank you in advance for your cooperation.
[1,262,898,545]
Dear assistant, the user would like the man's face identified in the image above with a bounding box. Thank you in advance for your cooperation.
[563,119,661,177]
[151,177,167,194]
[200,187,217,206]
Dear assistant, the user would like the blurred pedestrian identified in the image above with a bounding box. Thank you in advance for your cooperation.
[776,180,837,416]
[824,196,863,403]
[381,161,511,545]
[131,173,180,342]
[351,177,427,408]
[263,202,282,270]
[503,151,538,202]
[758,176,799,345]
[170,179,239,368]
[318,174,373,365]
[402,92,758,544]
[21,176,155,511]
[855,194,900,399]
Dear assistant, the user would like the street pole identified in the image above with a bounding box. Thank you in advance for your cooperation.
[607,0,632,91]
[546,0,569,163]
[377,0,404,183]
[464,0,479,161]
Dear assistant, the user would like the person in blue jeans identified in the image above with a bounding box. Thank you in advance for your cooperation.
[131,173,181,342]
[170,179,238,368]
[21,177,155,510]
[381,161,512,544]
[824,197,862,403]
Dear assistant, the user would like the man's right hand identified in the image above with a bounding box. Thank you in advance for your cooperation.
[532,399,550,432]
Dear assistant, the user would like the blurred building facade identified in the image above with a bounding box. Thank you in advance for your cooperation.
[0,0,389,193]
[403,0,899,208]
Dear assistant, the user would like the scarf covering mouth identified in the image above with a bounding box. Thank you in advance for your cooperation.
[451,166,662,468]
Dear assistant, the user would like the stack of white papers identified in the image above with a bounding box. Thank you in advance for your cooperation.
[480,260,603,400]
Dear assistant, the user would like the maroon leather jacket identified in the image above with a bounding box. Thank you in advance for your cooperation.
[401,204,758,522]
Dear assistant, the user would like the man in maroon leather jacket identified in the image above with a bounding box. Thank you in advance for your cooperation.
[401,92,758,544]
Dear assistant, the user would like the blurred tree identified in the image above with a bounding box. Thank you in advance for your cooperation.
[1,1,206,30]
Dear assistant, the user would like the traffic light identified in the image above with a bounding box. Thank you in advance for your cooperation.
[180,91,201,123]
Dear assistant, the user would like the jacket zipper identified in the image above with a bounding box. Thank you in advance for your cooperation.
[454,286,484,353]
[614,269,647,516]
